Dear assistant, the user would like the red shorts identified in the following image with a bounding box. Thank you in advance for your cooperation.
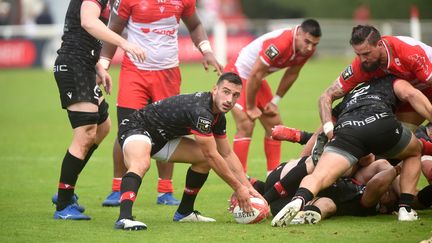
[224,59,273,111]
[396,86,432,113]
[117,58,181,109]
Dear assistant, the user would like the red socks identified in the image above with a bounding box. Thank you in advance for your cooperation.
[157,178,174,193]
[112,178,122,192]
[233,136,251,172]
[265,137,281,173]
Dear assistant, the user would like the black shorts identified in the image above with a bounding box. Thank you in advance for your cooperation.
[117,106,137,127]
[327,116,411,163]
[54,54,102,109]
[117,111,167,156]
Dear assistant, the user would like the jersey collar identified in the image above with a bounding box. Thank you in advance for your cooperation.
[290,25,300,61]
[381,37,392,69]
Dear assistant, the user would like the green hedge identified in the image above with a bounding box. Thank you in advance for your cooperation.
[240,0,432,19]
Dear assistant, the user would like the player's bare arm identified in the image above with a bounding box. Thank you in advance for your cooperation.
[215,137,266,202]
[276,65,302,97]
[264,65,302,115]
[245,58,269,120]
[360,166,399,208]
[182,13,223,75]
[81,2,144,64]
[194,135,252,212]
[99,12,126,61]
[318,78,345,137]
[394,79,432,122]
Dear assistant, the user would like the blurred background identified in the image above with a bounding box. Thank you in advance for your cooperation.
[0,0,431,69]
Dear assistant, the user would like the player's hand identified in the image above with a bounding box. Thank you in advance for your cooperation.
[248,187,267,206]
[235,185,253,213]
[120,41,146,63]
[96,67,112,95]
[202,52,223,75]
[263,102,279,116]
[246,106,262,120]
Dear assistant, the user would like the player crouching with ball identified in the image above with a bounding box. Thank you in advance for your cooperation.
[114,72,264,230]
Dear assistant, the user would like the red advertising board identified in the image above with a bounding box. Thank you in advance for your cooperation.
[0,40,36,68]
[0,34,254,68]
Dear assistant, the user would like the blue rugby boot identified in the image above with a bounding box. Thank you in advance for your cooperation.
[52,193,85,213]
[53,204,91,220]
[156,193,180,206]
[102,191,121,207]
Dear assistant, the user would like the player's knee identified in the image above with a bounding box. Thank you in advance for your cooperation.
[97,117,111,140]
[82,125,98,146]
[236,122,255,136]
[129,160,150,176]
[192,162,211,173]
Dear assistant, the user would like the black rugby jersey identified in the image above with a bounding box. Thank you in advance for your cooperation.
[318,178,377,216]
[127,92,227,143]
[57,0,110,64]
[332,75,400,123]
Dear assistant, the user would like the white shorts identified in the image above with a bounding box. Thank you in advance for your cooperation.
[122,134,181,162]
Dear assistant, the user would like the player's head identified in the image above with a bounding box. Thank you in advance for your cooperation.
[296,19,321,57]
[350,25,381,46]
[300,19,321,38]
[350,25,383,72]
[212,72,242,113]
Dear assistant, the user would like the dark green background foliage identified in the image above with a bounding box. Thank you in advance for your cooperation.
[240,0,432,19]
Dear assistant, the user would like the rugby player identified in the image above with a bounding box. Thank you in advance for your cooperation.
[113,72,262,230]
[99,0,223,207]
[52,0,144,220]
[224,19,321,174]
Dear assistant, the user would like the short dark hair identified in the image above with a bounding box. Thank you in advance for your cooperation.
[350,25,381,46]
[217,72,242,86]
[300,19,321,37]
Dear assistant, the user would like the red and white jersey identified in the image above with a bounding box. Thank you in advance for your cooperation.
[234,26,314,79]
[113,0,196,70]
[338,36,432,93]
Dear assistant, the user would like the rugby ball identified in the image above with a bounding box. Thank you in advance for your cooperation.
[230,196,270,224]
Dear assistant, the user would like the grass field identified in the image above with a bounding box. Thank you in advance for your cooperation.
[1,58,431,242]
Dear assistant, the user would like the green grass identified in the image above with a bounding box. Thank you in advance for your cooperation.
[1,58,431,242]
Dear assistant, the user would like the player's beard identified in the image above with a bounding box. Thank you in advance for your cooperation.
[361,60,380,72]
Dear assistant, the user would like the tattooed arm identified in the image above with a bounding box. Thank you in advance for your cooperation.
[318,78,346,138]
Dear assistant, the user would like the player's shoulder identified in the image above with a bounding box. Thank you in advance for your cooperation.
[267,27,295,48]
[185,92,213,110]
[340,57,363,81]
[383,35,427,56]
[259,28,296,63]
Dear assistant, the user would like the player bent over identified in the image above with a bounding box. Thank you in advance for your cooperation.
[115,72,263,230]
[272,75,432,226]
